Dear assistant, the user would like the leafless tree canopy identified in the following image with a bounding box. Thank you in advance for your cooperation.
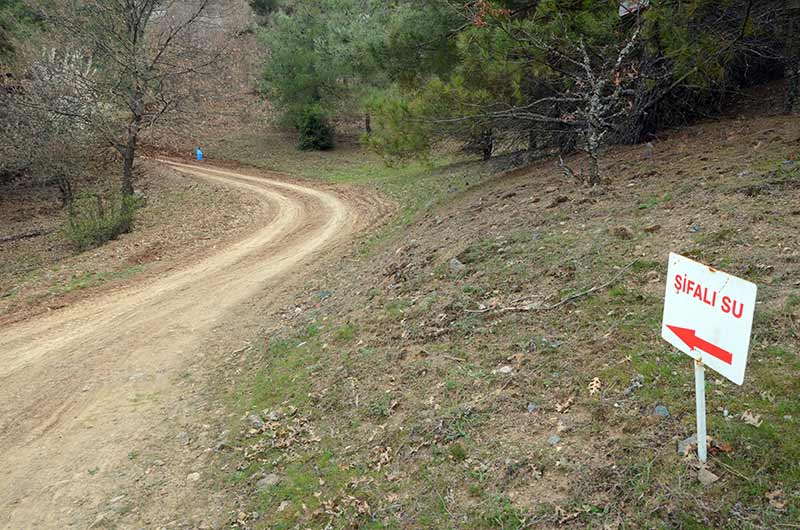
[15,0,231,196]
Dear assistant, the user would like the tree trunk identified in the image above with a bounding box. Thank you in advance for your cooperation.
[527,128,536,162]
[121,88,143,198]
[121,128,137,198]
[481,129,493,161]
[586,125,602,187]
[785,1,800,114]
[56,174,73,207]
[584,75,608,188]
[588,148,600,187]
[787,61,800,114]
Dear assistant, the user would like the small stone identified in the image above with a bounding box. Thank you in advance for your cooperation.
[527,403,539,413]
[654,405,670,418]
[698,468,719,486]
[547,195,569,208]
[645,270,659,283]
[176,431,191,446]
[547,435,561,446]
[784,415,793,421]
[256,473,281,491]
[623,374,645,395]
[613,226,634,240]
[688,224,702,233]
[247,414,265,430]
[449,257,466,273]
[266,410,281,422]
[133,189,147,206]
[88,514,108,529]
[678,434,697,455]
[187,472,201,482]
[494,365,513,375]
[643,224,661,234]
[277,501,291,512]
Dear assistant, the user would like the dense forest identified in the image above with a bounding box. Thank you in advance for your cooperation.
[253,0,799,184]
[1,0,799,229]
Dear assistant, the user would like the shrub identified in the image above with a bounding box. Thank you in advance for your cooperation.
[64,192,139,251]
[296,106,334,151]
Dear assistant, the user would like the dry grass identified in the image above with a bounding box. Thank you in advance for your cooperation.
[209,106,799,530]
[0,162,267,324]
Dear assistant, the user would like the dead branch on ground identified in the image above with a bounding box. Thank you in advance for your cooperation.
[464,259,640,314]
[0,228,53,244]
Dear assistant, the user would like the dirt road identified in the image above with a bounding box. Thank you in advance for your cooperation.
[0,161,386,529]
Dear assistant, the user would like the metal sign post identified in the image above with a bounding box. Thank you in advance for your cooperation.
[694,360,707,463]
[661,253,757,464]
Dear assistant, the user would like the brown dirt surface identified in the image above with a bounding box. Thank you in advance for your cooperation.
[0,161,392,529]
[0,162,267,326]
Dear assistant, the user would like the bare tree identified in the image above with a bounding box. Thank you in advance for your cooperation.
[29,0,222,200]
[1,48,99,205]
[424,21,643,187]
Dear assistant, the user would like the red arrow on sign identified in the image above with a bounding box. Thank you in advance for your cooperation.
[666,325,733,365]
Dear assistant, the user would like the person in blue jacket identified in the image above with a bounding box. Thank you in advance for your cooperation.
[195,147,204,162]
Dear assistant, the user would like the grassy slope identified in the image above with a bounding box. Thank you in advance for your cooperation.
[212,113,799,530]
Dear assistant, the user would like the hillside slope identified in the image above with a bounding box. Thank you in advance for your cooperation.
[203,110,798,529]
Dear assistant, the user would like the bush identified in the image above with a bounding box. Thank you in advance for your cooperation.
[296,106,334,151]
[64,192,139,251]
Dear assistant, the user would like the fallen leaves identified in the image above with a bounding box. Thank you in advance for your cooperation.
[679,436,732,458]
[588,377,602,396]
[708,438,733,456]
[318,495,372,519]
[741,410,763,427]
[370,445,392,470]
[241,410,321,463]
[555,396,575,413]
[766,489,787,510]
[554,505,581,524]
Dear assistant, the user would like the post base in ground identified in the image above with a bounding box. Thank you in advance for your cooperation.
[695,360,708,463]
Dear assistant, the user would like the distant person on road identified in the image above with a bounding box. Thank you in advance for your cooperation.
[196,147,204,162]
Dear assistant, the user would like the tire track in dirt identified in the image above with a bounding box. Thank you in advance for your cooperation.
[0,161,388,529]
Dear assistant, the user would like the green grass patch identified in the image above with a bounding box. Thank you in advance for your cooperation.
[51,266,144,295]
[207,126,480,255]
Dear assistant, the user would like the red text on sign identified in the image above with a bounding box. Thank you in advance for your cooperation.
[673,274,745,318]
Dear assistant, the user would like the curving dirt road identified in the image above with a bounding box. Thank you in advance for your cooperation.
[0,161,387,529]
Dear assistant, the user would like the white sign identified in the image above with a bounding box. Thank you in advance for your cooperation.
[661,253,757,385]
